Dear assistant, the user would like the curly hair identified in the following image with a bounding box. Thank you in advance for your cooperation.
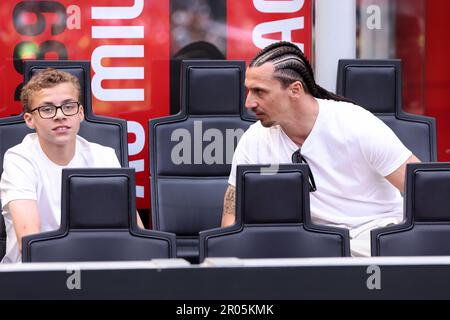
[20,68,81,112]
[250,41,352,102]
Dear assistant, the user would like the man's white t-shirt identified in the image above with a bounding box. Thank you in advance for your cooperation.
[0,133,121,263]
[229,98,412,248]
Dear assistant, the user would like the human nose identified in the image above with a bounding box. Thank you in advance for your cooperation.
[53,106,66,119]
[245,92,256,109]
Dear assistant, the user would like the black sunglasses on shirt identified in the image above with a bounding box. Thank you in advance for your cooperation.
[291,148,317,192]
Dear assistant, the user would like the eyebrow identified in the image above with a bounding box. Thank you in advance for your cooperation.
[248,86,268,93]
[40,99,77,105]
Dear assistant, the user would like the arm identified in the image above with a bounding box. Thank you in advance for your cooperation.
[7,200,40,252]
[221,184,236,227]
[136,211,145,229]
[385,154,420,193]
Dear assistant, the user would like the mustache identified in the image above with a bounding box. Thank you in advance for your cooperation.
[251,107,264,114]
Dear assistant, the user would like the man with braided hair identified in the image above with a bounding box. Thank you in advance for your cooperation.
[222,41,419,257]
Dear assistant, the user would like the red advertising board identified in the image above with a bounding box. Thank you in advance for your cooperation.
[0,0,312,209]
[227,0,312,61]
[426,0,450,161]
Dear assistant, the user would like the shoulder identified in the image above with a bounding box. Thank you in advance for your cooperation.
[319,99,373,118]
[246,121,265,134]
[76,135,115,155]
[1,134,40,189]
[4,133,39,161]
[320,99,386,132]
[76,135,120,167]
[242,121,281,141]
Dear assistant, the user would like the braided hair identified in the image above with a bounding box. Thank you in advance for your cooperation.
[250,41,352,103]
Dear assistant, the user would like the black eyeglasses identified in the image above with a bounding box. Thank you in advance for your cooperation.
[30,101,80,119]
[292,148,317,192]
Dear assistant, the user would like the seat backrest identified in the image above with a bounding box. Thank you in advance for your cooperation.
[199,164,350,261]
[22,168,176,262]
[170,41,226,115]
[336,59,437,162]
[0,60,129,260]
[372,162,450,256]
[149,60,254,262]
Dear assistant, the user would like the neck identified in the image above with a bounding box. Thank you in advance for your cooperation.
[38,138,76,166]
[280,95,319,146]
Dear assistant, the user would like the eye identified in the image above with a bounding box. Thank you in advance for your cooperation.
[63,103,77,110]
[40,106,54,113]
[255,89,264,97]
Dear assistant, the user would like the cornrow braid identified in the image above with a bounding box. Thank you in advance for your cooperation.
[250,41,353,103]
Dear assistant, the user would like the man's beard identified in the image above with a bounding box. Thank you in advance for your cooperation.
[259,119,275,127]
[253,108,275,128]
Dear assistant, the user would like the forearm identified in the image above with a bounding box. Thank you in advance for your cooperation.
[8,200,41,252]
[221,185,236,227]
[136,211,145,229]
[16,225,40,252]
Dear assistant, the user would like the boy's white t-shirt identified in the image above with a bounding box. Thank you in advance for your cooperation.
[229,98,412,232]
[0,133,121,263]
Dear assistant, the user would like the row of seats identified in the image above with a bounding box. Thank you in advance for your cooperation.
[21,164,349,262]
[202,162,450,258]
[0,58,441,262]
[150,59,438,262]
[22,161,450,262]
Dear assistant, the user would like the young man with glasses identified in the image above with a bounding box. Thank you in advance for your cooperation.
[222,42,419,257]
[0,68,138,263]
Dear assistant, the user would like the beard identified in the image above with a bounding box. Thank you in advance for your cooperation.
[259,119,275,127]
[252,108,276,128]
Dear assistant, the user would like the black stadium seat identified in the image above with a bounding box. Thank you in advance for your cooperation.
[336,59,437,162]
[149,60,254,263]
[372,162,450,256]
[0,60,129,260]
[199,164,350,261]
[22,168,176,262]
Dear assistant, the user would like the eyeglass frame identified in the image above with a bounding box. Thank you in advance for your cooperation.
[29,101,81,119]
[291,148,317,192]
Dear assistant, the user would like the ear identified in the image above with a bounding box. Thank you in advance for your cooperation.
[289,81,304,98]
[24,112,35,129]
[78,105,84,122]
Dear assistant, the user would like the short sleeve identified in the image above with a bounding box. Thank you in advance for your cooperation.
[228,130,253,187]
[357,112,412,177]
[88,143,122,168]
[107,148,121,168]
[0,150,38,211]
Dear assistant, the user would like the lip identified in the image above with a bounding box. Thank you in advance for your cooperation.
[52,126,71,132]
[251,108,265,116]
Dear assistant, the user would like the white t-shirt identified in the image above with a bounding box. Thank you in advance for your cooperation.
[229,98,412,231]
[0,133,121,263]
